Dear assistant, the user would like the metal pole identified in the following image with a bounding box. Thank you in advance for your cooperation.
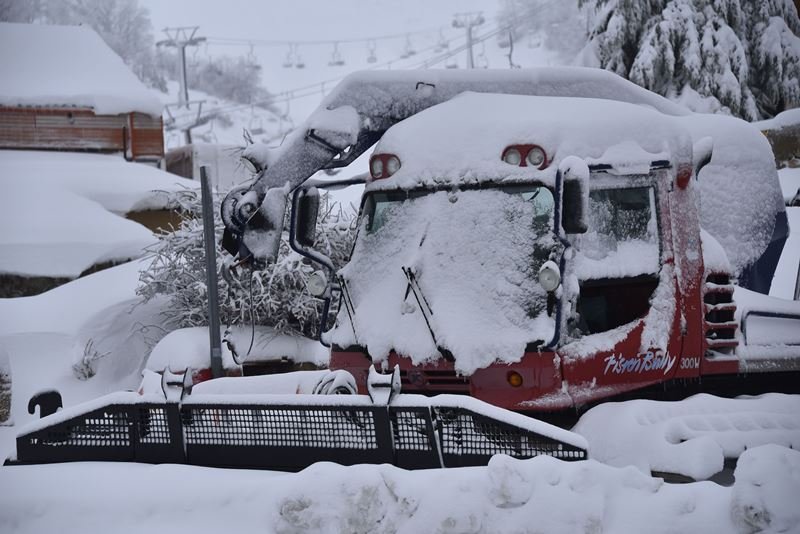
[200,166,224,378]
[466,25,474,69]
[453,12,483,70]
[178,44,189,109]
[156,27,205,146]
[794,257,800,301]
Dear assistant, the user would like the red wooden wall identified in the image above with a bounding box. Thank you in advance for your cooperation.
[0,107,164,161]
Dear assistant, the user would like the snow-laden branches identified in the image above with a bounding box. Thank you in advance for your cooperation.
[137,187,355,338]
[581,0,800,120]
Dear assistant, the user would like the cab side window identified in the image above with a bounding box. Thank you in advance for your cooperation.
[572,186,660,334]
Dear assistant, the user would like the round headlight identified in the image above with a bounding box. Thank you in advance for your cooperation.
[503,148,522,166]
[307,270,328,297]
[386,155,401,176]
[370,158,384,178]
[527,147,545,168]
[538,260,561,292]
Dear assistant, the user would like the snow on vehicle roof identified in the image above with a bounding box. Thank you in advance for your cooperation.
[752,107,800,131]
[677,113,784,276]
[369,92,685,190]
[0,150,198,278]
[0,22,162,116]
[359,87,781,279]
[321,67,690,120]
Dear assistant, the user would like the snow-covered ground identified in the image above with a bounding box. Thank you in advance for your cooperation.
[0,150,197,278]
[0,445,798,533]
[1,252,799,532]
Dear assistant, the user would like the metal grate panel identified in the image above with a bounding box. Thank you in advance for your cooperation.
[136,407,171,445]
[435,407,586,467]
[182,405,378,449]
[390,408,434,451]
[14,396,587,470]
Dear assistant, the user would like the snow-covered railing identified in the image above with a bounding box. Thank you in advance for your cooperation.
[10,387,587,471]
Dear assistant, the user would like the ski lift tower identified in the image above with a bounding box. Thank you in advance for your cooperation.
[452,12,484,69]
[157,26,207,144]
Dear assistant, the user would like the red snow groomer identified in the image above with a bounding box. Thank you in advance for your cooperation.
[222,68,799,414]
[12,69,799,471]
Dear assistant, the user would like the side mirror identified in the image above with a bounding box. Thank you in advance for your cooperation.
[560,157,590,234]
[294,187,320,248]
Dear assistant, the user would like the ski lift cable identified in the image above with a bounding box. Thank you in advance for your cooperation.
[167,25,502,123]
[166,26,492,125]
[408,24,509,70]
[205,26,442,48]
[167,26,484,124]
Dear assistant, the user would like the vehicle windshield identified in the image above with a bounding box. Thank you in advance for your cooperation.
[333,184,559,375]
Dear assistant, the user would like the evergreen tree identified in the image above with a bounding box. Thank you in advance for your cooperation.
[581,0,800,119]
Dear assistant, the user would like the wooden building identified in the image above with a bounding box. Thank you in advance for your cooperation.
[0,23,164,162]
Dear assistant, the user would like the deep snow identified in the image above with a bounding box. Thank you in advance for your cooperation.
[1,446,798,533]
[0,150,198,278]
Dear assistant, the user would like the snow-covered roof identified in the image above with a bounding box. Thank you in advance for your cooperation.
[0,150,198,278]
[0,22,162,116]
[370,92,685,191]
[752,107,800,131]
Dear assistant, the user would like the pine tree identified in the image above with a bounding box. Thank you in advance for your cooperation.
[580,0,800,119]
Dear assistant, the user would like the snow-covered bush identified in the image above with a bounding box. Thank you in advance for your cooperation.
[71,338,111,381]
[137,187,355,338]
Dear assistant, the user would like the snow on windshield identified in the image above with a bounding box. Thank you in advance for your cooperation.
[572,185,660,280]
[331,186,558,375]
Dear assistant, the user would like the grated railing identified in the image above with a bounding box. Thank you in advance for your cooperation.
[13,394,586,471]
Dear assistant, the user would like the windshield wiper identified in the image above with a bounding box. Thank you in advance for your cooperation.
[336,274,359,343]
[401,265,437,346]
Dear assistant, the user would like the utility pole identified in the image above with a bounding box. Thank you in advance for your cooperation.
[200,166,223,379]
[452,12,485,69]
[157,26,206,144]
